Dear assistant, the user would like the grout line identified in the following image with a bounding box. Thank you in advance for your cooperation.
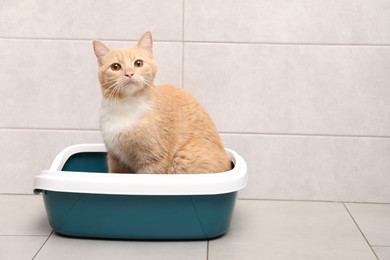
[1,193,390,205]
[237,198,390,205]
[1,127,390,140]
[32,230,54,260]
[0,193,37,196]
[0,193,389,206]
[344,201,390,206]
[0,36,182,43]
[220,131,390,140]
[343,203,379,260]
[0,234,49,237]
[184,40,390,48]
[181,0,185,89]
[1,36,390,48]
[182,0,186,42]
[206,240,210,260]
[0,127,100,132]
[237,198,341,203]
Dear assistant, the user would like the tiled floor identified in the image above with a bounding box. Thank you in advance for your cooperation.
[1,195,389,260]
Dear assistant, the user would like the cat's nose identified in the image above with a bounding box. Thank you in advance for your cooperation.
[125,71,134,78]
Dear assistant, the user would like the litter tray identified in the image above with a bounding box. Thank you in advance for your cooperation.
[34,144,247,240]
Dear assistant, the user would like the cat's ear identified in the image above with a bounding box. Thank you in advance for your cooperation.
[93,40,110,66]
[137,31,153,56]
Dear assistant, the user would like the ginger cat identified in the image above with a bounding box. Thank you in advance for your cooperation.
[93,32,231,174]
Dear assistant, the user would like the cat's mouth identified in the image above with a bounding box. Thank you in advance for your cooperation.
[125,78,150,91]
[125,81,134,86]
[103,77,148,99]
[123,78,137,87]
[125,77,143,86]
[121,79,146,95]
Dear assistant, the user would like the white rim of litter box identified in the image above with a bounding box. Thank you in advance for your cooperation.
[33,144,247,196]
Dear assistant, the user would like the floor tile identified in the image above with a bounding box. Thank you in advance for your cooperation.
[0,236,48,260]
[35,233,207,260]
[345,203,390,246]
[209,200,376,260]
[372,247,390,260]
[0,195,52,235]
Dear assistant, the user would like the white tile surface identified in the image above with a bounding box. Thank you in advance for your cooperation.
[0,39,182,129]
[185,0,390,44]
[1,0,389,209]
[0,129,102,194]
[372,247,390,260]
[0,2,389,259]
[0,195,51,235]
[346,203,390,246]
[35,233,207,260]
[3,129,390,202]
[209,200,376,260]
[222,134,390,203]
[184,43,390,136]
[0,236,48,260]
[0,0,182,40]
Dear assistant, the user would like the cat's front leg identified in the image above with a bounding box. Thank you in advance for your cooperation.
[137,163,167,174]
[107,153,134,173]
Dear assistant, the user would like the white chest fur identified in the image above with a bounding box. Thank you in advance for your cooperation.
[100,96,151,149]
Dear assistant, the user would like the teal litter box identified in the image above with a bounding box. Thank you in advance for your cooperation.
[33,144,247,240]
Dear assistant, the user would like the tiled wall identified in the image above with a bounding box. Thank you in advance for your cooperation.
[1,0,389,203]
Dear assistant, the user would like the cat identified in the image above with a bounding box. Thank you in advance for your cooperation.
[93,31,231,174]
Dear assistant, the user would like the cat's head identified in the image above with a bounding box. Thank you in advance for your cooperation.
[93,32,157,99]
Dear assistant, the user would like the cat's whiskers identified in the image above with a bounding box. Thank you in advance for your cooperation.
[103,77,118,84]
[140,78,152,87]
[103,79,120,89]
[103,81,120,101]
[110,81,123,101]
[132,75,155,90]
[111,78,129,101]
[104,78,124,101]
[140,78,157,94]
[104,75,155,101]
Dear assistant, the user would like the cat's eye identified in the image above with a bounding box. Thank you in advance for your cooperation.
[110,63,122,71]
[134,59,144,68]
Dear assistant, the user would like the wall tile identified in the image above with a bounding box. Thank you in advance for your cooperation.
[3,129,390,203]
[184,43,390,136]
[0,39,182,129]
[0,129,102,194]
[0,0,182,41]
[185,0,390,44]
[1,0,389,205]
[222,134,390,203]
